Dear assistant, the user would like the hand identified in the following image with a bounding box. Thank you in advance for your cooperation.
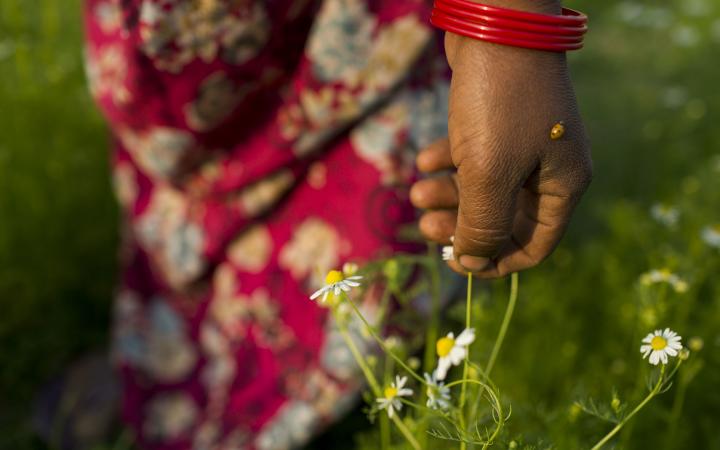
[411,14,592,278]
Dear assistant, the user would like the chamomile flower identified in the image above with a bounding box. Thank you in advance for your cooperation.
[376,375,413,418]
[650,203,680,227]
[309,269,362,304]
[640,328,683,365]
[639,268,688,293]
[435,328,476,380]
[442,236,454,261]
[701,224,720,249]
[424,372,451,410]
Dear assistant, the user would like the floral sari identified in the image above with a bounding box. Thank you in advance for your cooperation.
[84,0,448,448]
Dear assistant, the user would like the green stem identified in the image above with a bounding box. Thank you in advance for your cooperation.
[334,309,420,450]
[343,293,426,385]
[459,272,473,450]
[420,244,442,449]
[486,272,519,376]
[469,273,519,426]
[381,345,393,450]
[591,365,667,450]
[333,309,381,395]
[392,415,422,450]
[423,243,442,374]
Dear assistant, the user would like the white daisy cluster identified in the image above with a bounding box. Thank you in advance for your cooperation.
[309,265,362,306]
[701,225,720,249]
[640,328,683,365]
[650,203,680,228]
[424,372,451,410]
[434,328,476,380]
[639,269,688,293]
[310,261,480,419]
[376,375,413,418]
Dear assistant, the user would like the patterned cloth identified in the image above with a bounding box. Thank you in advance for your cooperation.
[84,1,449,448]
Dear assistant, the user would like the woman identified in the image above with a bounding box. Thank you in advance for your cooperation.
[83,0,591,448]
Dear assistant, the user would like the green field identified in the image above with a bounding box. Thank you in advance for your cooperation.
[1,0,718,448]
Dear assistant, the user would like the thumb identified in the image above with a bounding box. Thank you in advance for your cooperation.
[453,153,530,272]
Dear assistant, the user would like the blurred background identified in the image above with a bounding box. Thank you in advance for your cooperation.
[1,0,718,449]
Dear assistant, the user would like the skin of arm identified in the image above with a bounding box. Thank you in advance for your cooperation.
[410,0,592,277]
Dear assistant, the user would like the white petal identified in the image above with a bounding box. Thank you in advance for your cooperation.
[310,286,328,300]
[392,399,403,415]
[665,347,678,357]
[660,351,669,365]
[649,351,660,365]
[456,328,476,346]
[449,347,467,365]
[398,388,413,397]
[436,358,451,380]
[668,342,683,350]
[424,373,434,385]
[395,375,407,389]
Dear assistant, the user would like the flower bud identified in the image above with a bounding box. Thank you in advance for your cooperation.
[688,336,704,352]
[342,262,359,276]
[408,357,421,370]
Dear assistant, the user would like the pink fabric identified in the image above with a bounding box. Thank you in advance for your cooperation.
[84,0,449,448]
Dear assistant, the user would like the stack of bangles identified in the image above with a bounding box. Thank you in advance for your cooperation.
[430,0,588,52]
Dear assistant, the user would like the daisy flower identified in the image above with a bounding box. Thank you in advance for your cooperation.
[650,203,680,227]
[309,269,362,304]
[639,268,688,293]
[376,375,413,418]
[442,236,454,261]
[640,328,683,365]
[435,328,476,380]
[424,372,451,410]
[701,224,720,249]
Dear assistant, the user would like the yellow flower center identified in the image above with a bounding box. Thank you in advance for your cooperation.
[325,270,344,285]
[651,335,667,350]
[436,337,455,357]
[384,387,398,399]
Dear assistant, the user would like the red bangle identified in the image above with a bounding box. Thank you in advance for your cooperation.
[431,9,583,43]
[431,12,583,52]
[439,0,587,26]
[434,0,587,36]
[430,1,588,52]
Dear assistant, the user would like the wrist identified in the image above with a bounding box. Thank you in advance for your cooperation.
[442,0,570,69]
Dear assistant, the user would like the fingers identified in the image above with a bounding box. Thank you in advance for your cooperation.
[468,186,584,278]
[418,210,456,245]
[410,175,459,210]
[413,137,458,247]
[416,138,454,173]
[452,153,532,272]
